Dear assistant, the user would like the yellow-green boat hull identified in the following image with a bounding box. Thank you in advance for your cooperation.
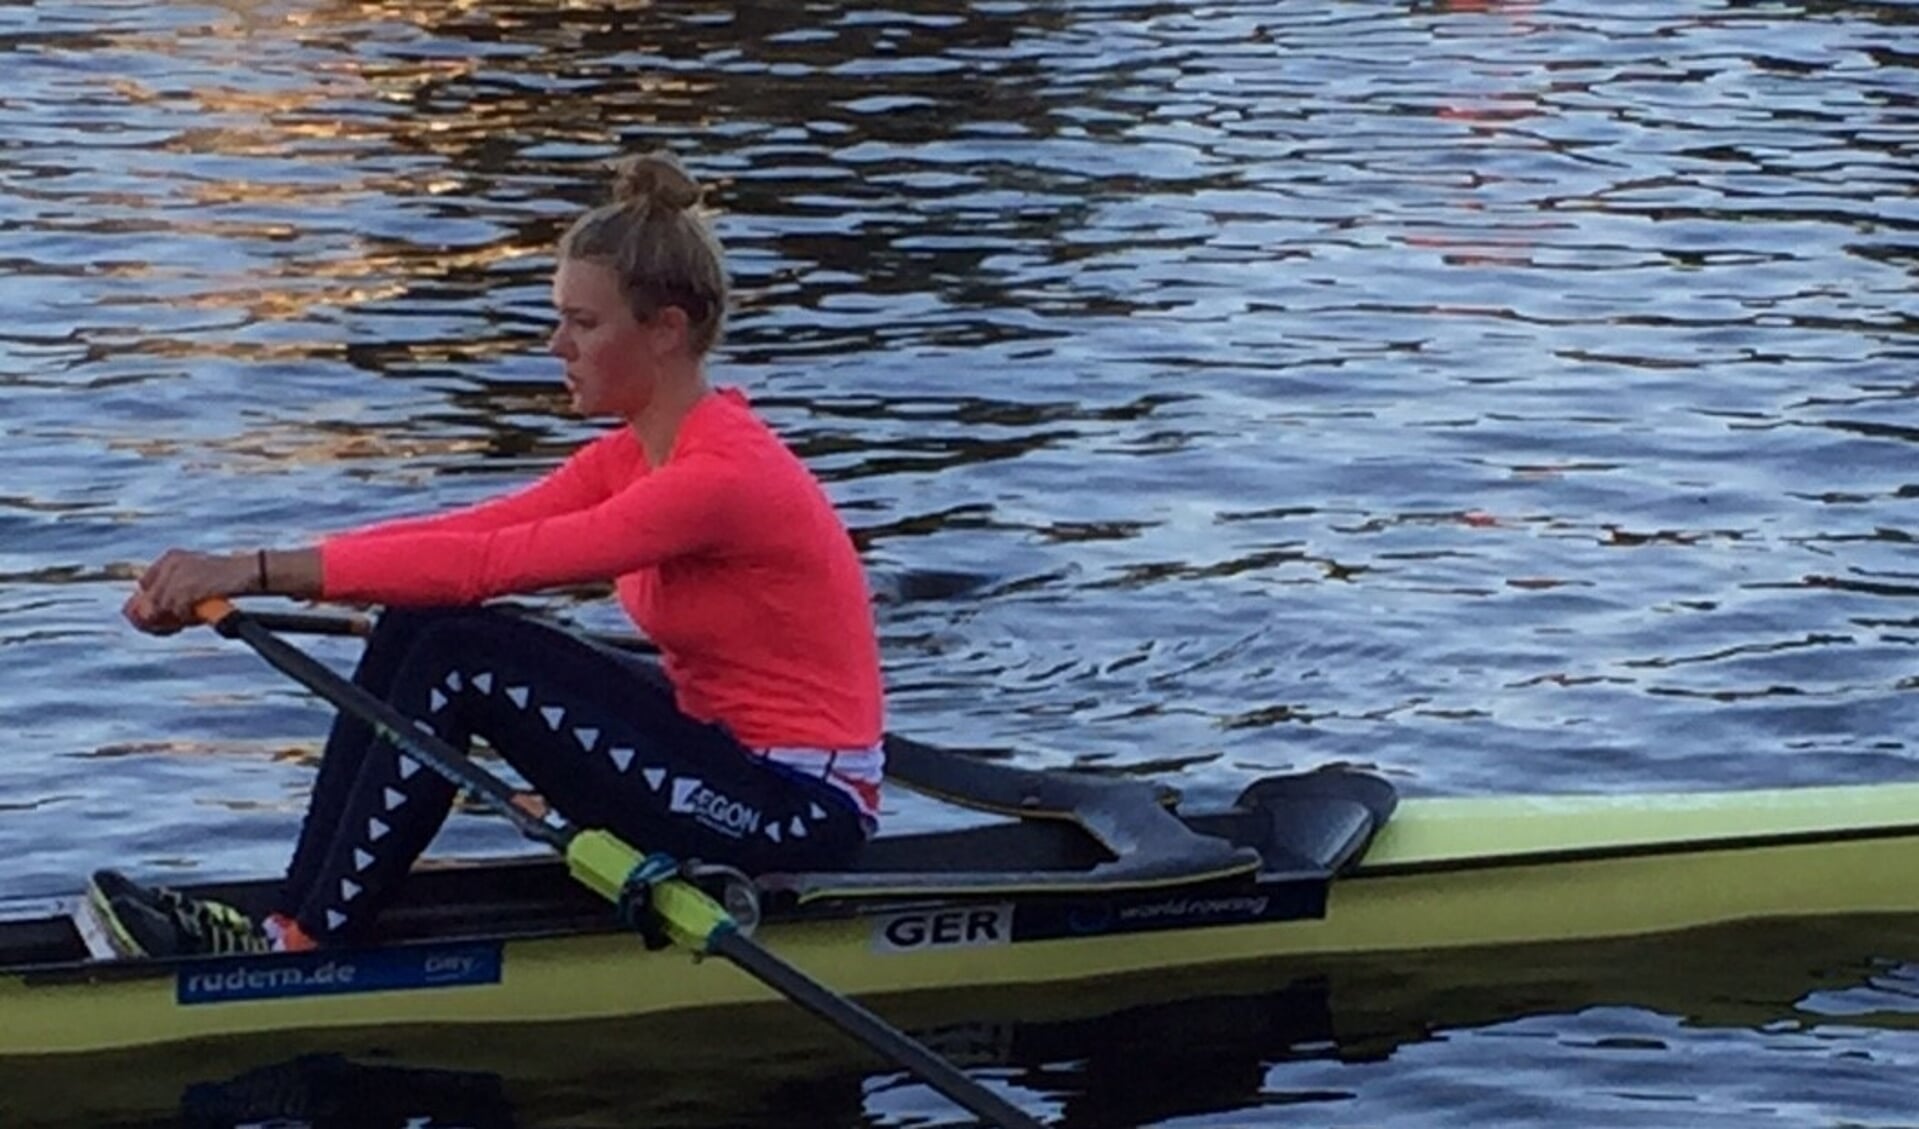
[7,780,1919,1058]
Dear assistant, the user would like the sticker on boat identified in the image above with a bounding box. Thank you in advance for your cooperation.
[871,904,1014,954]
[176,940,502,1005]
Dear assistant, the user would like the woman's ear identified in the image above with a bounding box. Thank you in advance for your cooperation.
[648,305,692,355]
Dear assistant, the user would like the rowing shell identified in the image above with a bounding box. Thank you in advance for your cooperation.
[7,768,1919,1058]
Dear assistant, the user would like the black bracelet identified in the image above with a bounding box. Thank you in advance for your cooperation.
[256,549,270,594]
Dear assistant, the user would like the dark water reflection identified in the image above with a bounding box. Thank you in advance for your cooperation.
[2,0,1917,1124]
[7,918,1919,1128]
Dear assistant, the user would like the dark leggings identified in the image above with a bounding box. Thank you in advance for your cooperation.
[272,607,866,944]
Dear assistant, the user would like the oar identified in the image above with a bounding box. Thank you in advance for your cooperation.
[191,597,1044,1129]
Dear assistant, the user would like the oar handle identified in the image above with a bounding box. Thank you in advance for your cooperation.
[195,596,238,626]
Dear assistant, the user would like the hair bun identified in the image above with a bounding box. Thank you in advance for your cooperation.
[611,151,703,212]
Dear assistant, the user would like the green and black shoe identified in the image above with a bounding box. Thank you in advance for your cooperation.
[87,870,272,958]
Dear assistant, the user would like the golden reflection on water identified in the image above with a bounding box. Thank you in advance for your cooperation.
[105,428,494,466]
[46,5,663,369]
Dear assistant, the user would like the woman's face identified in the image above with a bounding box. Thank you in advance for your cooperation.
[549,258,667,419]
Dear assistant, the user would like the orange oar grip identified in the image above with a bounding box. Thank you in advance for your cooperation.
[195,597,237,625]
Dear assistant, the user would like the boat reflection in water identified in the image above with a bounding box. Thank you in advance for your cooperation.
[8,915,1919,1128]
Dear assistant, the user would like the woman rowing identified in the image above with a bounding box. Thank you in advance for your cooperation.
[93,152,885,956]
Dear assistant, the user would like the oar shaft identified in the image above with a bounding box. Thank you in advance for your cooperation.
[194,598,569,852]
[243,607,659,656]
[713,929,1044,1128]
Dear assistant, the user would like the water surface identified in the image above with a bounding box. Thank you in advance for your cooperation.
[1,0,1915,1124]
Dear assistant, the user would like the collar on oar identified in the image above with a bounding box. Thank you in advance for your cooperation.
[565,830,740,954]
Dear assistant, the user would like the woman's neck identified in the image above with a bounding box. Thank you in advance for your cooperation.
[628,367,711,468]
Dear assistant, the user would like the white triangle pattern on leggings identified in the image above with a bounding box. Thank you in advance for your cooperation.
[609,747,635,772]
[383,787,406,811]
[354,848,374,872]
[541,705,565,731]
[473,672,494,694]
[445,671,462,692]
[398,756,420,780]
[765,822,781,843]
[641,767,665,792]
[505,686,529,709]
[340,878,361,902]
[368,817,390,842]
[789,817,808,839]
[326,909,347,931]
[809,803,826,821]
[428,689,447,713]
[573,727,599,751]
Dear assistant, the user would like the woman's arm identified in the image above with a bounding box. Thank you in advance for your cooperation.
[319,451,761,607]
[337,429,636,541]
[123,431,639,634]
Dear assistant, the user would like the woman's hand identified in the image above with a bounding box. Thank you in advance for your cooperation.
[122,589,193,635]
[126,549,254,633]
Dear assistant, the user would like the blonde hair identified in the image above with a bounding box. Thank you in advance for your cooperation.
[559,151,728,355]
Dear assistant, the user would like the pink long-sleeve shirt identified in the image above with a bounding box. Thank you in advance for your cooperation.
[320,388,884,752]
